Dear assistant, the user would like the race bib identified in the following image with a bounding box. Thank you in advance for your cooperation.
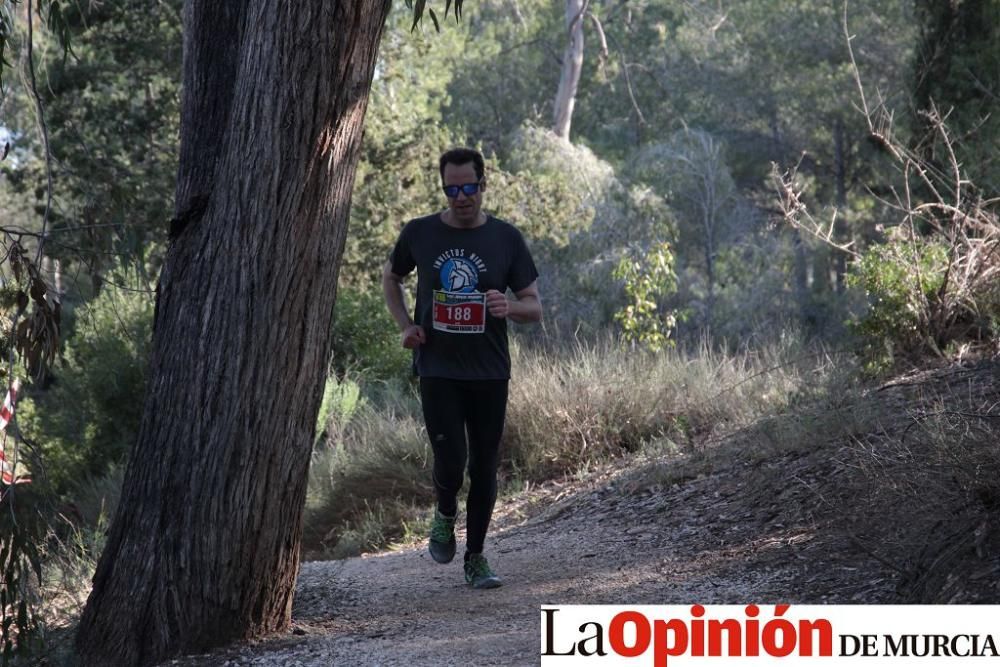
[433,290,486,333]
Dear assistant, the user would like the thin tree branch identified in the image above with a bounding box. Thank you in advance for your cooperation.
[843,1,871,131]
[605,31,646,131]
[22,0,54,266]
[586,11,608,59]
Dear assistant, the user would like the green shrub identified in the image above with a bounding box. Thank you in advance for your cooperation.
[489,126,684,336]
[493,124,616,247]
[329,288,412,381]
[0,490,44,664]
[17,287,153,494]
[849,238,946,354]
[613,241,680,351]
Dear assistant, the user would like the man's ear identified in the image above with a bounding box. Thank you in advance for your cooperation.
[480,177,487,192]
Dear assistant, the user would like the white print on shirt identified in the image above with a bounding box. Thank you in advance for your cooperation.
[432,249,488,273]
[434,250,488,293]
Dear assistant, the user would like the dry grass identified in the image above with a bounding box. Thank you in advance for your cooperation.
[304,387,431,559]
[504,333,834,476]
[836,364,1000,601]
[637,355,1000,603]
[305,332,835,559]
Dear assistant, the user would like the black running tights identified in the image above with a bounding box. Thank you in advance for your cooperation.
[418,377,508,555]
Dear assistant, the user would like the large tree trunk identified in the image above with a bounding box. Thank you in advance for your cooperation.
[75,1,391,664]
[553,0,585,140]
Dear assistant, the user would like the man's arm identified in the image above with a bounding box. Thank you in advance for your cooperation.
[484,281,542,324]
[382,261,425,348]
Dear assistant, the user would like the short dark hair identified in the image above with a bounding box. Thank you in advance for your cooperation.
[439,148,485,182]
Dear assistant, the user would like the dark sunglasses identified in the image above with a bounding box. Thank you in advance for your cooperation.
[443,182,482,198]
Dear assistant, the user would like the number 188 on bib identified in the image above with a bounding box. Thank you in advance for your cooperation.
[432,290,487,334]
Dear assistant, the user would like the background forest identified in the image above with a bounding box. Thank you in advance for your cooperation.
[0,0,998,658]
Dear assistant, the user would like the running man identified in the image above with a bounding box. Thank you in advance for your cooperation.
[382,148,542,589]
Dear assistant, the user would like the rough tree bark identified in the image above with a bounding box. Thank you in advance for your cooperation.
[75,1,391,664]
[553,0,585,140]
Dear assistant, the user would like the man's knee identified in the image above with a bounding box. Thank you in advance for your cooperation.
[467,452,500,480]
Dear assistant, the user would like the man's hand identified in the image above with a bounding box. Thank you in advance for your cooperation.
[401,323,426,349]
[485,289,509,319]
[485,284,542,323]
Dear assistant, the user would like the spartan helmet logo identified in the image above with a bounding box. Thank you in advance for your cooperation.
[441,258,478,292]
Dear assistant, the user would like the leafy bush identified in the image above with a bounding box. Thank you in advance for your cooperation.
[613,241,680,351]
[495,124,617,246]
[490,125,685,336]
[328,288,412,381]
[846,219,1000,372]
[847,237,948,369]
[0,490,44,664]
[696,231,820,342]
[17,287,153,494]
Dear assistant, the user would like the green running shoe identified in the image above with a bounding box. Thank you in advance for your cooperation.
[464,553,502,589]
[428,510,456,564]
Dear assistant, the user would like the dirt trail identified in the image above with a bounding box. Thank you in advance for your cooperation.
[167,445,896,667]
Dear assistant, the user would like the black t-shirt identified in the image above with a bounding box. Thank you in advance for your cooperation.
[389,213,539,380]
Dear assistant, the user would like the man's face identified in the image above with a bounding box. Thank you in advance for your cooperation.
[442,161,484,226]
